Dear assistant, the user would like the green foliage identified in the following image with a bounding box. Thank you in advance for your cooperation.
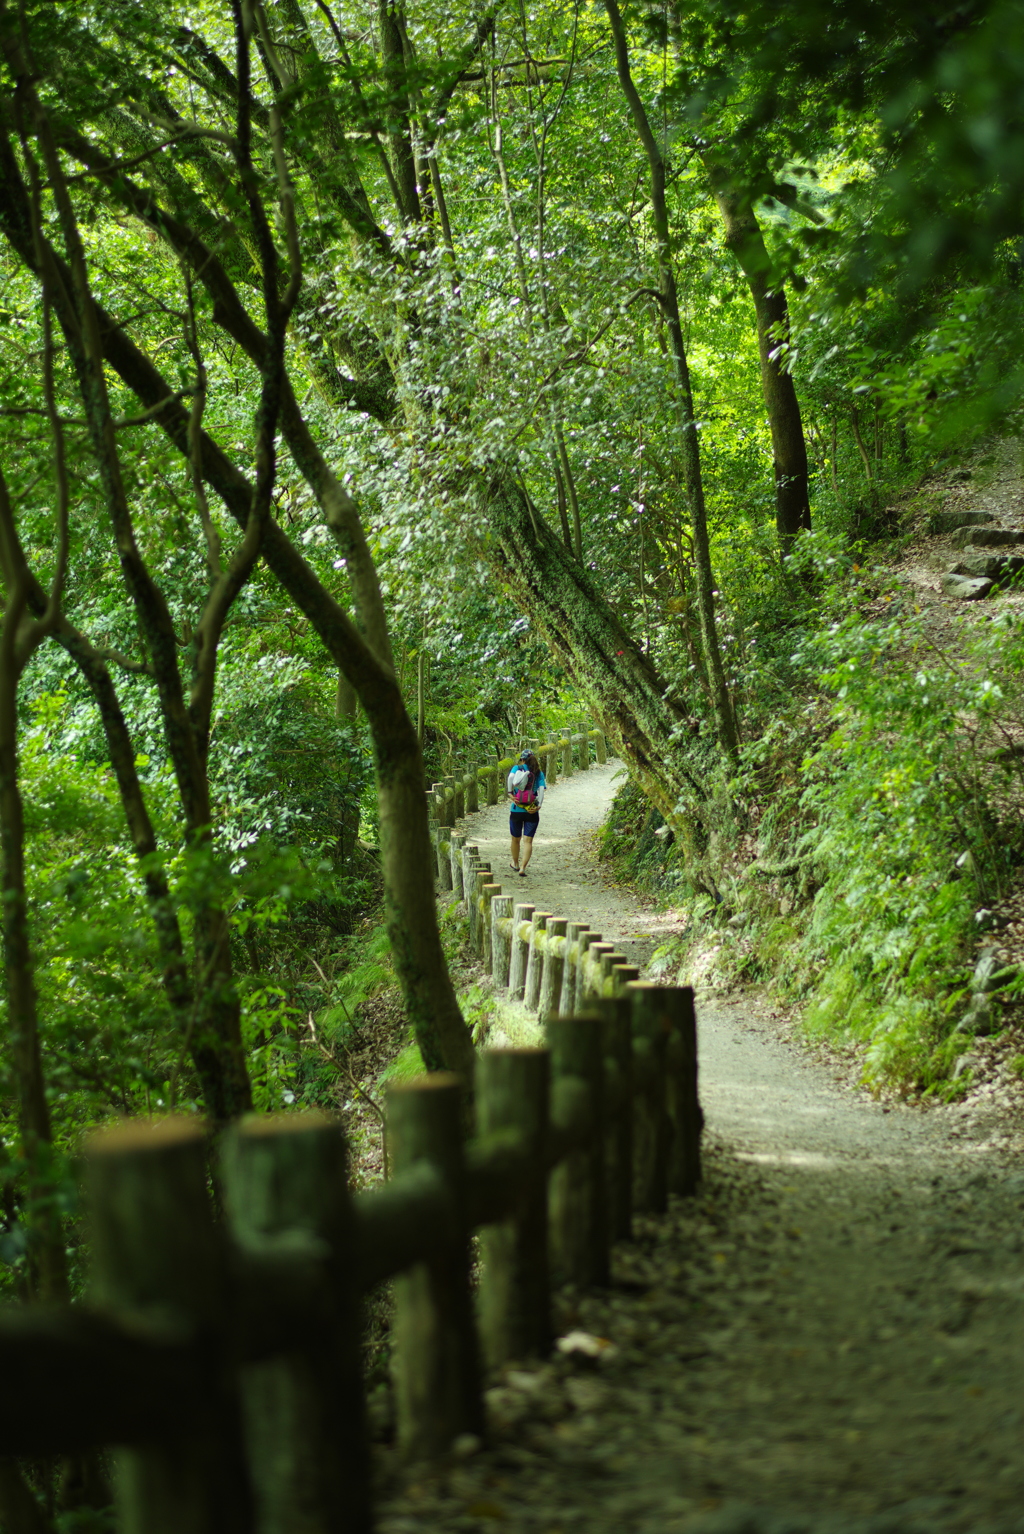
[764,595,1024,1081]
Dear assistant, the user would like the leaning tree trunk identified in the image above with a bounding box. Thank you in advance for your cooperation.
[702,162,812,550]
[483,473,710,858]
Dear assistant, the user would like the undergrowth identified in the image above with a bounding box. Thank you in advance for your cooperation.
[604,523,1024,1095]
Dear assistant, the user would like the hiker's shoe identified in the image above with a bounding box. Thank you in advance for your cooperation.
[510,861,520,873]
[518,868,528,877]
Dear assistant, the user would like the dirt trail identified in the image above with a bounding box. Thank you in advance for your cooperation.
[379,765,1024,1534]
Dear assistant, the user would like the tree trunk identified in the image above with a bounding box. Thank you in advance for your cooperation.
[604,0,738,763]
[702,162,812,550]
[483,473,710,861]
[0,620,67,1303]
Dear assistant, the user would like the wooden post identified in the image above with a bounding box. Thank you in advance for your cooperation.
[432,782,449,829]
[485,757,500,806]
[598,949,626,995]
[560,735,573,777]
[593,726,607,765]
[573,931,603,1012]
[523,912,552,1011]
[575,730,590,770]
[627,985,671,1215]
[545,745,558,787]
[87,1119,255,1534]
[538,917,568,1020]
[508,903,535,1001]
[469,862,490,953]
[461,840,477,895]
[546,1015,608,1286]
[611,962,640,996]
[596,997,633,1242]
[557,923,588,1015]
[221,1115,371,1534]
[434,825,453,893]
[388,1076,484,1461]
[449,829,465,896]
[491,894,515,986]
[661,986,701,1196]
[465,767,479,815]
[479,877,500,966]
[580,941,615,1006]
[461,844,478,932]
[477,1050,552,1367]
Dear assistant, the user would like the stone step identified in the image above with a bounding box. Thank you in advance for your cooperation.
[950,526,1024,549]
[928,509,995,534]
[941,573,994,601]
[952,552,1024,581]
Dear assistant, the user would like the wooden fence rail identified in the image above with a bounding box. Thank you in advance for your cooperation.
[0,984,700,1534]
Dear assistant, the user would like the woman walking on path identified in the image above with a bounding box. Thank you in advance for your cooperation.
[508,750,546,877]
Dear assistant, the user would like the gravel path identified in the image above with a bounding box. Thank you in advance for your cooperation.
[379,763,1024,1534]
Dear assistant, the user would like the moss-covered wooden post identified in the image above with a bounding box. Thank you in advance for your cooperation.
[573,930,603,1012]
[593,725,607,765]
[663,986,702,1196]
[431,782,448,829]
[611,962,639,995]
[461,843,478,924]
[477,1049,552,1367]
[575,729,590,771]
[627,985,671,1215]
[547,1015,608,1286]
[538,917,568,1020]
[480,881,501,969]
[597,949,627,996]
[465,767,479,815]
[508,903,536,1000]
[596,997,633,1242]
[523,913,552,1011]
[484,756,500,806]
[221,1114,371,1534]
[580,942,615,1006]
[433,825,453,893]
[388,1075,484,1460]
[470,863,491,954]
[491,894,515,986]
[560,735,573,777]
[449,830,465,897]
[545,744,558,786]
[87,1119,254,1534]
[557,922,588,1014]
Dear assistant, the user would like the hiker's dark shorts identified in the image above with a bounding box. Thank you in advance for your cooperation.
[510,812,540,839]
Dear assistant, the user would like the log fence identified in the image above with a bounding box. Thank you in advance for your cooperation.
[0,718,704,1532]
[0,978,700,1532]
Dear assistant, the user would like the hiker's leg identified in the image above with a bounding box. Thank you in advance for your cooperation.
[510,833,521,870]
[519,817,538,871]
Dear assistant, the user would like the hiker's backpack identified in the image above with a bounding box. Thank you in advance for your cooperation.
[510,765,537,808]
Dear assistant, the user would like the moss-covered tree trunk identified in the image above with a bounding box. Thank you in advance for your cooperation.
[483,473,708,850]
